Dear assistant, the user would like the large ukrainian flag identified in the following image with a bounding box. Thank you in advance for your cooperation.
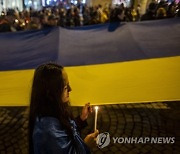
[0,18,180,106]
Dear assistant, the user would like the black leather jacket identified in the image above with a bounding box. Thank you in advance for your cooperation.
[33,116,91,154]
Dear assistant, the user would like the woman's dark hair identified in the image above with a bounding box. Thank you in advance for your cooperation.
[28,63,73,154]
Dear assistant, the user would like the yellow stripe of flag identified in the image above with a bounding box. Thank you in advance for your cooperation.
[0,56,180,106]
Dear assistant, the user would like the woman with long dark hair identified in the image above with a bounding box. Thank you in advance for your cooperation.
[28,63,98,154]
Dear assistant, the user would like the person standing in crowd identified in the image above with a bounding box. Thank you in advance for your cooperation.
[156,0,167,19]
[27,12,42,30]
[110,4,125,22]
[167,1,176,18]
[136,4,141,21]
[28,63,99,154]
[0,16,11,32]
[141,0,157,21]
[77,0,85,26]
[0,9,17,32]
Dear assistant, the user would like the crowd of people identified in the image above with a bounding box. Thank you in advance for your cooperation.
[141,0,180,20]
[0,0,180,33]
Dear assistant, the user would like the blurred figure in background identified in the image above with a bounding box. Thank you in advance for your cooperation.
[27,12,42,30]
[0,9,17,32]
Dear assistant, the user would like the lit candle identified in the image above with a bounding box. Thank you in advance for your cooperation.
[94,106,99,132]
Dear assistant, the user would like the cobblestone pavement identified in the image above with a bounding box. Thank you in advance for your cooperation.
[0,101,180,154]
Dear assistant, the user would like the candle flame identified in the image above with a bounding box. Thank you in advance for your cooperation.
[95,106,98,110]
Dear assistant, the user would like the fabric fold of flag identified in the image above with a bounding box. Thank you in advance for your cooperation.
[0,18,180,106]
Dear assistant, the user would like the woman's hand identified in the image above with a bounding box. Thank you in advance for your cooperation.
[84,130,99,148]
[80,103,92,121]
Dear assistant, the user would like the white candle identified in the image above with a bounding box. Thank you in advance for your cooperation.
[94,106,99,132]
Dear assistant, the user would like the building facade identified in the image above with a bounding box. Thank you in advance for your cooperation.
[0,0,155,16]
[0,0,23,13]
[23,0,42,9]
